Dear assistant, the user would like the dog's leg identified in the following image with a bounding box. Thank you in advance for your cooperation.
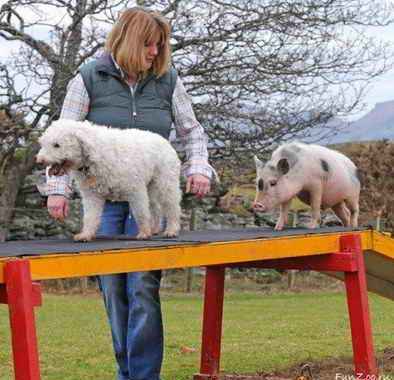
[148,183,162,235]
[128,189,152,240]
[160,181,181,238]
[74,191,105,242]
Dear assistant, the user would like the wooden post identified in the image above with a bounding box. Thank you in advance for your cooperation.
[341,235,378,378]
[194,266,225,380]
[4,259,42,380]
[288,211,298,289]
[185,208,198,293]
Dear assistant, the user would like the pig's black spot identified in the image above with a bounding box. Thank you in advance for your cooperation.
[277,158,290,175]
[258,179,264,190]
[348,167,361,186]
[320,159,330,173]
[280,149,298,168]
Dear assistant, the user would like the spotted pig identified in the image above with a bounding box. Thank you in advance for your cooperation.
[253,142,360,230]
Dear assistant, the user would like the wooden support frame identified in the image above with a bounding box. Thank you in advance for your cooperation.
[194,234,377,380]
[0,230,383,380]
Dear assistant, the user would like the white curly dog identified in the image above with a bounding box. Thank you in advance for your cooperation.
[37,120,181,241]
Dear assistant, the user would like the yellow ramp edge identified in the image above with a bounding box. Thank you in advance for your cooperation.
[0,229,391,298]
[0,229,374,284]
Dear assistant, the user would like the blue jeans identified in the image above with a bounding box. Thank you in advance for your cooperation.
[97,201,163,380]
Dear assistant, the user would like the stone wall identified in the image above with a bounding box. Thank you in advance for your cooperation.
[7,171,346,241]
[8,172,259,241]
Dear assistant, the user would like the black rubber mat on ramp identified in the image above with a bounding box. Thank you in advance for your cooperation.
[0,226,367,258]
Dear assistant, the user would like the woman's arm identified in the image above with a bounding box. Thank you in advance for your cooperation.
[172,77,215,197]
[42,74,90,219]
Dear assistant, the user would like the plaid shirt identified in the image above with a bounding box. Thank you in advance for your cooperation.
[43,66,214,197]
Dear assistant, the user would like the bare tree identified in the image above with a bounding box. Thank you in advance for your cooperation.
[0,0,126,238]
[0,67,33,241]
[162,0,394,159]
[0,0,393,238]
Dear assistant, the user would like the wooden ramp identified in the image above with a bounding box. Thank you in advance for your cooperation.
[1,227,393,300]
[0,226,377,282]
[1,226,394,380]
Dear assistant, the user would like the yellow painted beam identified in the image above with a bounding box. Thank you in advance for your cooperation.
[0,230,373,283]
[371,231,394,260]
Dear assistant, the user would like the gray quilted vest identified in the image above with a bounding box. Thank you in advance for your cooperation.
[79,54,177,139]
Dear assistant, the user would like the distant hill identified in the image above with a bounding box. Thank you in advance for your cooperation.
[314,100,394,144]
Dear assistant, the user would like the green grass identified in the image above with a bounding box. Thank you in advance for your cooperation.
[1,291,394,379]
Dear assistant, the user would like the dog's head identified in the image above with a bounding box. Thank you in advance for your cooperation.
[36,120,87,174]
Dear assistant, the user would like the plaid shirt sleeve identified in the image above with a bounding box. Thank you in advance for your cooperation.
[39,74,89,198]
[60,74,89,121]
[172,77,215,179]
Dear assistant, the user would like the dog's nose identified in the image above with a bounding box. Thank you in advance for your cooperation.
[36,155,44,164]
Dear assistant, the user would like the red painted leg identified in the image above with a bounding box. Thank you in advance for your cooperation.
[341,235,378,378]
[5,259,42,380]
[194,266,225,380]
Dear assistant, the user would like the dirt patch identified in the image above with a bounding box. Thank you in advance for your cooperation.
[218,348,394,379]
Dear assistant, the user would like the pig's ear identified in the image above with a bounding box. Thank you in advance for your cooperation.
[254,155,263,169]
[277,158,290,175]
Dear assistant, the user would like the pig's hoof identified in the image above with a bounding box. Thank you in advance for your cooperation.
[74,232,95,242]
[274,224,284,231]
[306,222,319,229]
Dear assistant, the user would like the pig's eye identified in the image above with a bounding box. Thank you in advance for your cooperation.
[257,179,264,190]
[53,143,60,148]
[269,180,277,187]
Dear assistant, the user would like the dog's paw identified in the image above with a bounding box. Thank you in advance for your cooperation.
[136,227,152,240]
[136,232,152,240]
[162,228,179,238]
[151,224,161,235]
[73,232,95,242]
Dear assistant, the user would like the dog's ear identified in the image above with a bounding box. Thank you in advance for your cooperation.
[70,122,95,161]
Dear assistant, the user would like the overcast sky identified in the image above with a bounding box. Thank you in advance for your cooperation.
[1,4,394,120]
[360,23,394,115]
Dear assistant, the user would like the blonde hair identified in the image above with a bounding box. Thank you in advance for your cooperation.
[105,7,171,77]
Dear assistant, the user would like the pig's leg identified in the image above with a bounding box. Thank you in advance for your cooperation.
[306,186,323,229]
[331,201,351,227]
[344,196,359,228]
[275,200,291,230]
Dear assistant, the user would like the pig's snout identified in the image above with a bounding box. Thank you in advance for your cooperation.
[252,201,266,212]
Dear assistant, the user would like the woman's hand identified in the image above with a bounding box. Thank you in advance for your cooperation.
[186,174,211,198]
[47,195,69,222]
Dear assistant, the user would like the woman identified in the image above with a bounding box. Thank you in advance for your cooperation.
[43,7,214,380]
